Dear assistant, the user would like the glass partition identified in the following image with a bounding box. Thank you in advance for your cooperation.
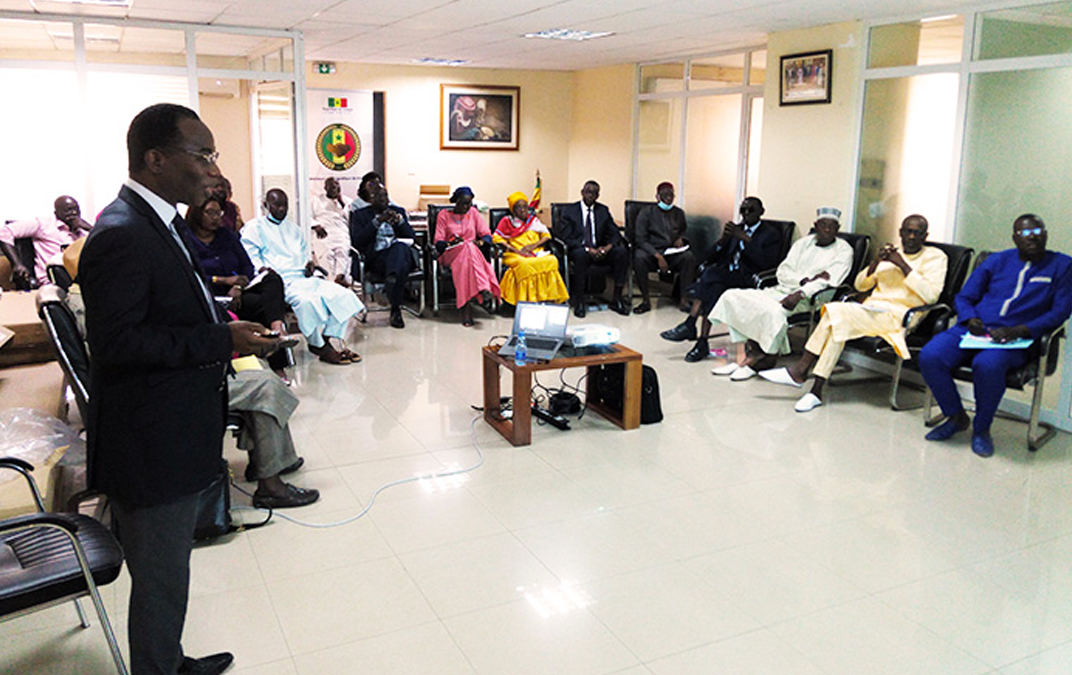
[689,54,746,90]
[639,62,685,94]
[682,95,742,222]
[0,18,75,61]
[976,1,1072,60]
[869,16,964,68]
[85,24,186,66]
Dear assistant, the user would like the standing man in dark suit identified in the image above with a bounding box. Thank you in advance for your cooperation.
[556,180,630,317]
[661,196,782,362]
[80,103,278,675]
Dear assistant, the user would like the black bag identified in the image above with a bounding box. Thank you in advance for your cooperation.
[193,460,233,541]
[595,364,663,425]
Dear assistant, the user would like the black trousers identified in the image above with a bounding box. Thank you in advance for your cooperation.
[687,265,756,315]
[633,248,698,299]
[112,492,201,675]
[234,271,289,371]
[568,245,628,301]
[365,242,415,308]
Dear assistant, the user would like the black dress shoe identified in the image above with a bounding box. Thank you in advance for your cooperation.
[574,302,587,318]
[632,301,651,315]
[389,307,405,329]
[252,483,320,509]
[684,338,710,362]
[178,652,234,675]
[611,300,631,316]
[660,320,698,342]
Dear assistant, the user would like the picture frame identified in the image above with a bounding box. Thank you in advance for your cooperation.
[440,84,520,150]
[779,50,832,106]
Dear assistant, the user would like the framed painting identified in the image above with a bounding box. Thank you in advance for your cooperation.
[440,84,520,150]
[780,50,832,106]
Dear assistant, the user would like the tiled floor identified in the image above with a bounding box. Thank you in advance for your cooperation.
[5,301,1072,675]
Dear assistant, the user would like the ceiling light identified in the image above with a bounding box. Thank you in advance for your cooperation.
[413,57,468,66]
[524,28,614,41]
[35,0,132,6]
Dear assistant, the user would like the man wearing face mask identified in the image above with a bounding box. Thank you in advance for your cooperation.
[661,196,782,362]
[919,214,1072,457]
[633,182,696,315]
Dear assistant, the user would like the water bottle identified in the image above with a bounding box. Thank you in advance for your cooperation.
[515,329,528,366]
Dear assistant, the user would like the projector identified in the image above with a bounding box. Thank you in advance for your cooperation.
[567,324,620,348]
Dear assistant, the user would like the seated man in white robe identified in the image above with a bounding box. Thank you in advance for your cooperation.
[311,177,352,286]
[241,188,364,365]
[710,206,853,380]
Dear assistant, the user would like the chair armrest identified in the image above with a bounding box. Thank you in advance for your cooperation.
[545,237,567,257]
[809,286,840,306]
[0,511,80,535]
[0,457,46,512]
[756,270,778,288]
[902,302,950,333]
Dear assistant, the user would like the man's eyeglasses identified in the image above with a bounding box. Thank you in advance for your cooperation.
[164,146,220,165]
[1018,227,1045,237]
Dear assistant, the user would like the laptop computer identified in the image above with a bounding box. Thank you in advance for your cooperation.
[498,302,570,361]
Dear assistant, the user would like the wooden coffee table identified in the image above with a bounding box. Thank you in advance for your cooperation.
[481,344,643,446]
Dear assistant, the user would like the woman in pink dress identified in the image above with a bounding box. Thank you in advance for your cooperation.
[434,186,501,326]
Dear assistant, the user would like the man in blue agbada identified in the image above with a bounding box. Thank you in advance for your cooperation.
[919,214,1072,457]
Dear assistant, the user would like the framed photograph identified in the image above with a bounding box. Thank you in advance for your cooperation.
[780,50,832,106]
[440,84,519,150]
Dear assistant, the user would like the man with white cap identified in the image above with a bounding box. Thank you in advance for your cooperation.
[710,207,853,381]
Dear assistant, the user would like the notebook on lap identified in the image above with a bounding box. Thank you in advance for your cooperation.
[498,302,570,361]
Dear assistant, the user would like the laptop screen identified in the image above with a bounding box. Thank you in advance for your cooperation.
[513,302,569,339]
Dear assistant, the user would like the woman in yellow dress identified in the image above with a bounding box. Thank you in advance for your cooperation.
[493,191,569,305]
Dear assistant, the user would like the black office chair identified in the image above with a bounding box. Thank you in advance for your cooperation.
[623,199,672,300]
[350,239,425,321]
[830,241,975,410]
[7,237,38,290]
[549,202,631,304]
[0,457,127,675]
[36,285,90,426]
[922,251,1065,451]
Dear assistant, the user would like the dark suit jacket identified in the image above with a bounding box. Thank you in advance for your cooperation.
[557,202,622,253]
[634,204,688,257]
[80,185,233,507]
[705,219,782,276]
[349,204,415,257]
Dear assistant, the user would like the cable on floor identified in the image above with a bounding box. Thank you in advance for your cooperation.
[230,414,486,529]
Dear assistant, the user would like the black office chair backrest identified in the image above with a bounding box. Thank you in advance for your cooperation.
[838,232,871,281]
[427,203,451,242]
[12,237,37,289]
[36,285,91,424]
[48,263,73,290]
[762,219,798,266]
[623,200,657,245]
[549,202,568,239]
[925,241,974,308]
[488,207,510,234]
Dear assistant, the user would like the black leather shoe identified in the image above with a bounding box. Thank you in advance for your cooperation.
[390,307,405,329]
[660,321,698,342]
[632,301,651,315]
[178,652,234,675]
[574,302,587,318]
[684,338,710,363]
[610,300,631,316]
[252,484,320,509]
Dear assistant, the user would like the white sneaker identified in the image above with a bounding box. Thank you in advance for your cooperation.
[794,392,824,412]
[711,362,739,376]
[729,365,757,381]
[759,367,803,388]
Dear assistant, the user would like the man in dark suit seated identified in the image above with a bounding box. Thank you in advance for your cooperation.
[556,180,630,317]
[661,196,782,362]
[79,103,279,675]
[350,183,417,328]
[632,181,697,314]
[919,214,1072,458]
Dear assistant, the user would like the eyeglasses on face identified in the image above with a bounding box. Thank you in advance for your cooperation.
[164,146,220,165]
[1018,227,1045,237]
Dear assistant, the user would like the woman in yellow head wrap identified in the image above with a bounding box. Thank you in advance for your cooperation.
[493,192,569,305]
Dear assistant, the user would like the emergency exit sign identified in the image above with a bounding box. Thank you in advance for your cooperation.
[315,62,336,74]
